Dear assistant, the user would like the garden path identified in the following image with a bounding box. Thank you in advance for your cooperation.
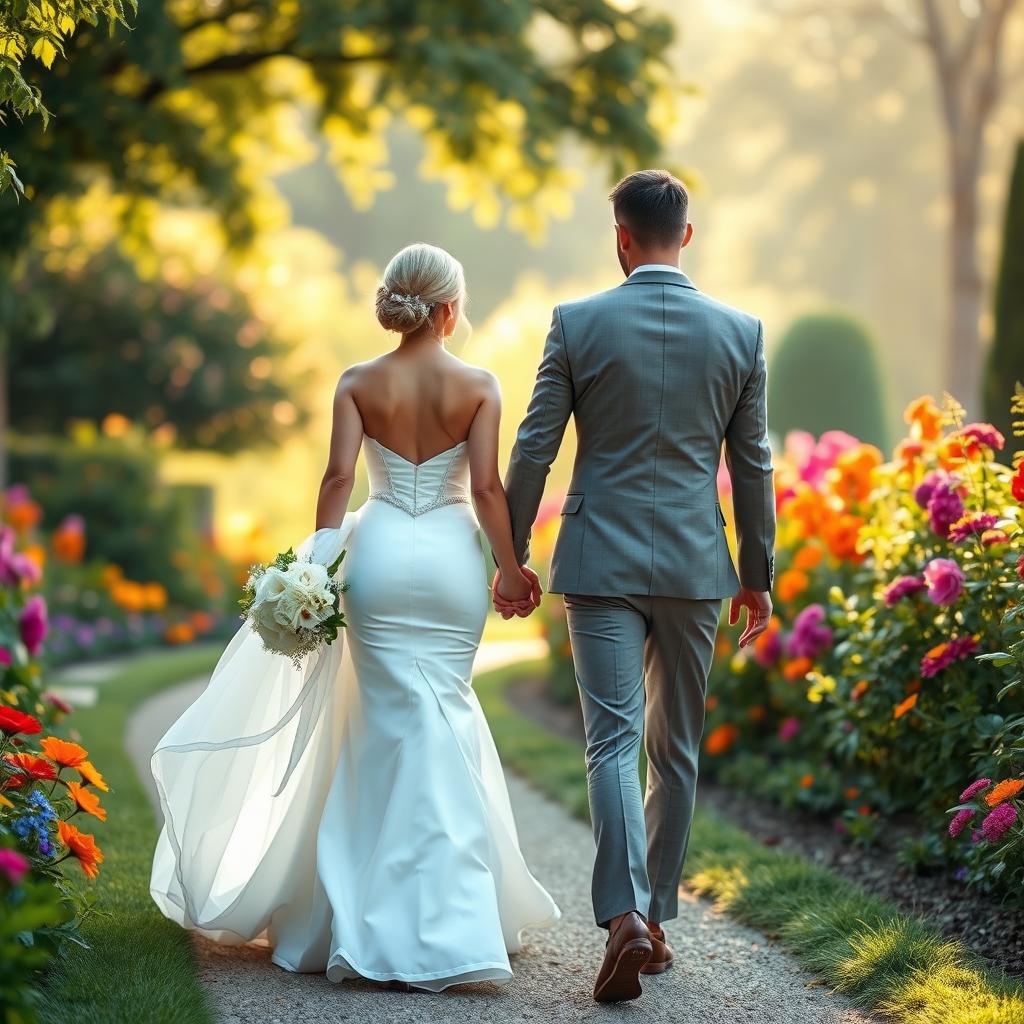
[127,642,874,1024]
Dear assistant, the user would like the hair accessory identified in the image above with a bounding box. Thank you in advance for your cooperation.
[389,292,431,318]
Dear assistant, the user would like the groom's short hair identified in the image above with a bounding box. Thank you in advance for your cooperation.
[610,169,688,247]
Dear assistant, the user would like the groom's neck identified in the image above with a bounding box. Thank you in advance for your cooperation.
[626,248,681,273]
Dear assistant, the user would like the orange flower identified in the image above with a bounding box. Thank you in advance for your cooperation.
[40,736,89,767]
[101,564,124,588]
[858,805,873,817]
[705,695,719,712]
[143,582,168,611]
[164,622,196,645]
[748,705,767,722]
[781,485,831,538]
[985,779,1024,807]
[851,680,870,701]
[906,678,921,695]
[893,693,918,719]
[904,396,942,441]
[937,434,968,470]
[705,723,740,756]
[894,438,925,472]
[844,787,860,800]
[822,513,866,562]
[829,445,883,505]
[190,610,214,633]
[5,496,43,532]
[57,820,103,879]
[67,781,107,821]
[52,526,85,563]
[783,657,813,681]
[925,641,949,661]
[799,773,815,788]
[77,761,109,792]
[4,752,58,781]
[777,569,810,603]
[793,546,823,571]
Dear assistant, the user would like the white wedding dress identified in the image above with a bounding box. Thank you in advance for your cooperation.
[149,437,560,990]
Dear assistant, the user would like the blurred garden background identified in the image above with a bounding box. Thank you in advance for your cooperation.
[2,2,1024,1022]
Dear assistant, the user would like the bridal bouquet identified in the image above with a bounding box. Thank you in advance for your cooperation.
[240,548,348,666]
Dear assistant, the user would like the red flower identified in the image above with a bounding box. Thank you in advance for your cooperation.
[0,708,42,736]
[1013,467,1024,503]
[3,752,58,781]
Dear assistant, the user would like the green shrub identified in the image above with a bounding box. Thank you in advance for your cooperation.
[768,312,889,449]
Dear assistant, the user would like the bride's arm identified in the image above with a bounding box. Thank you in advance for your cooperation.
[467,374,537,605]
[315,371,364,530]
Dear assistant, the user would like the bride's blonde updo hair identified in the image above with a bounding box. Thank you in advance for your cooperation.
[375,243,466,334]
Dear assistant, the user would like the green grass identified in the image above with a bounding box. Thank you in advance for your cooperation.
[475,660,1024,1024]
[40,645,222,1024]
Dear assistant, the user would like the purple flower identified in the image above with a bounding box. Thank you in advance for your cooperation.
[778,717,800,742]
[914,472,965,537]
[960,778,992,802]
[948,808,974,838]
[19,595,48,655]
[785,604,832,660]
[923,558,965,606]
[753,628,783,668]
[883,575,926,606]
[953,866,968,882]
[948,513,999,543]
[980,803,1018,843]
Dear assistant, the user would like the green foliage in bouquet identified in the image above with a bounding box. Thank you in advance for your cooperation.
[768,312,889,450]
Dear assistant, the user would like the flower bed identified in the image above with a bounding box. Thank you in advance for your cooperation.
[703,393,1024,897]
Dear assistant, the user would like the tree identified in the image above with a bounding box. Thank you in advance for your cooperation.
[984,139,1024,452]
[0,0,136,196]
[9,246,304,451]
[780,0,1023,412]
[767,311,889,449]
[0,0,677,481]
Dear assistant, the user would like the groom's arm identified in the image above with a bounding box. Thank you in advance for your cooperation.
[724,321,776,591]
[504,306,574,565]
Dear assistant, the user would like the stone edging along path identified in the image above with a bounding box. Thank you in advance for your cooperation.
[126,644,875,1024]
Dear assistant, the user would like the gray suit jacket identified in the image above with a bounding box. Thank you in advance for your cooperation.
[504,269,775,600]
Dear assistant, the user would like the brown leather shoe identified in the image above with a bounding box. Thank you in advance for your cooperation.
[593,912,653,1002]
[640,924,674,974]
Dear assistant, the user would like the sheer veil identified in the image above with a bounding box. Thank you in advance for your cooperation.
[150,516,361,944]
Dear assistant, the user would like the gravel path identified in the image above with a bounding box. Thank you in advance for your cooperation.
[127,648,874,1024]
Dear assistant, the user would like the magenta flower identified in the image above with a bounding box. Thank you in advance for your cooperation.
[753,628,783,668]
[883,576,926,606]
[948,513,999,543]
[0,647,10,667]
[960,778,993,802]
[0,849,30,886]
[19,595,48,655]
[948,808,974,838]
[785,604,832,660]
[980,803,1018,843]
[778,717,800,742]
[960,422,1005,451]
[923,558,965,606]
[921,634,979,678]
[785,430,860,487]
[914,472,965,537]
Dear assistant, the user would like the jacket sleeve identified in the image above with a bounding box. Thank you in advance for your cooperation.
[504,306,574,565]
[723,320,776,591]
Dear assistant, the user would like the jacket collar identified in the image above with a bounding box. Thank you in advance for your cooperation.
[620,269,697,290]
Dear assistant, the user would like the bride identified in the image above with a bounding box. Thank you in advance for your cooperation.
[149,243,560,990]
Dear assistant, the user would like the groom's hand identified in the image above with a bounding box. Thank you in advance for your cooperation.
[492,567,542,619]
[729,587,772,648]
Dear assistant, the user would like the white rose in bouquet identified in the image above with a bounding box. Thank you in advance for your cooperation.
[240,547,349,666]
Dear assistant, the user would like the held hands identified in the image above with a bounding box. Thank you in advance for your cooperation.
[729,587,773,648]
[491,566,543,619]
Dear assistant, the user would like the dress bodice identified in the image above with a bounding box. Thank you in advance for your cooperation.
[364,437,471,516]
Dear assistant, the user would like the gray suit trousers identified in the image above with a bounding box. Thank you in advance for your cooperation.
[563,593,721,927]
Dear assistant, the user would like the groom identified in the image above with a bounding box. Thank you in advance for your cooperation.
[495,169,776,1002]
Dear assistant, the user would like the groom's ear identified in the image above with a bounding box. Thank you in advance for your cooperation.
[680,222,694,249]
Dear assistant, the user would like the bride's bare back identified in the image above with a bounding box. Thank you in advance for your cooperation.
[347,343,491,465]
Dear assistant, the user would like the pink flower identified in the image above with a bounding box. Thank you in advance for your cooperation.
[960,778,992,802]
[980,802,1018,843]
[778,717,800,742]
[0,647,10,667]
[923,558,965,606]
[0,848,30,885]
[1017,555,1024,582]
[948,808,974,838]
[753,628,783,668]
[0,526,41,588]
[914,472,965,537]
[921,635,979,678]
[959,423,1005,451]
[948,513,999,543]
[785,604,832,660]
[43,692,73,714]
[787,430,861,487]
[883,576,926,606]
[18,595,48,655]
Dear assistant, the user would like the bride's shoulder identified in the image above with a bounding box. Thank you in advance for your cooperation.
[448,356,499,395]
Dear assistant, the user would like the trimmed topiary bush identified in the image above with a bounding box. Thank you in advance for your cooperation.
[984,139,1024,458]
[768,312,888,449]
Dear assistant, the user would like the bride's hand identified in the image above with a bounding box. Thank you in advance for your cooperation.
[493,567,541,618]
